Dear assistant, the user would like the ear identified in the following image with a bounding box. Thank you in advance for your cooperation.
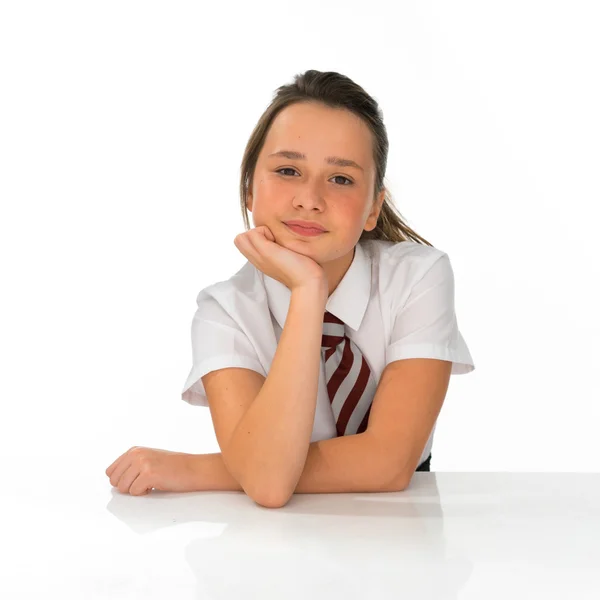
[247,193,253,212]
[364,189,386,232]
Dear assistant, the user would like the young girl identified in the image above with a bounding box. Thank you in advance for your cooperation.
[106,70,475,503]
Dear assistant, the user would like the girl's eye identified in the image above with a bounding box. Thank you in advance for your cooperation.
[276,168,353,186]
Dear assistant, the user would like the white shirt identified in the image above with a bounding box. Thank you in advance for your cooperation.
[181,239,475,467]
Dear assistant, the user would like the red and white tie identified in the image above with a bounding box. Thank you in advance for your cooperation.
[321,310,378,436]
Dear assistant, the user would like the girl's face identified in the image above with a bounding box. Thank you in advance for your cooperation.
[247,101,385,294]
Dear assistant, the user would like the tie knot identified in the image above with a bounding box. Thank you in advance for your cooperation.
[322,310,346,349]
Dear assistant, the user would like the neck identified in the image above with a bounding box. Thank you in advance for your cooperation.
[324,245,356,297]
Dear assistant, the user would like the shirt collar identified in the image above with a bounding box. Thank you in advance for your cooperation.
[262,241,371,333]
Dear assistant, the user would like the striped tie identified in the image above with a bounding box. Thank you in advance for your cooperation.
[321,310,378,436]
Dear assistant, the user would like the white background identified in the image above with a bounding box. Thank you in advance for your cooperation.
[1,1,598,476]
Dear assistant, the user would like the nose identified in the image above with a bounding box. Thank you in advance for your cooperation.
[291,193,325,211]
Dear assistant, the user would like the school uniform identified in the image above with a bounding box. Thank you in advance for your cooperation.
[181,239,475,472]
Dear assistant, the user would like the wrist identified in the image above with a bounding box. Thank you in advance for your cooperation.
[292,279,329,304]
[186,452,244,492]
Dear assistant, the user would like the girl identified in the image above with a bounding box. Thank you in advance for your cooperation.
[106,70,475,503]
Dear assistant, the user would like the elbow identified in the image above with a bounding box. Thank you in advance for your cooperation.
[254,492,292,509]
[248,480,293,509]
[239,459,296,508]
[383,464,411,492]
[227,453,294,508]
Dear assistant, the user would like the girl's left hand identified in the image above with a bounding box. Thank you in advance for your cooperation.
[105,447,196,496]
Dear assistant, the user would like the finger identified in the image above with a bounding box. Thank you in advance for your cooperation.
[109,454,134,488]
[238,233,261,259]
[117,463,140,494]
[129,471,152,496]
[106,452,127,477]
[106,446,138,476]
[260,226,275,242]
[252,226,275,243]
[234,233,257,254]
[249,230,272,251]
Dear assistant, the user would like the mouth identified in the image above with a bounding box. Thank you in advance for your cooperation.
[283,222,328,237]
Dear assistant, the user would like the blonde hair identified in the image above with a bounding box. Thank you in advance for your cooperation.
[238,69,433,247]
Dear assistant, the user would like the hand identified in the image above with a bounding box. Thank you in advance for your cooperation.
[105,446,197,496]
[234,225,327,291]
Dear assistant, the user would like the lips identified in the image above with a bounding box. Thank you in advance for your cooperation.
[284,223,327,237]
[283,221,327,232]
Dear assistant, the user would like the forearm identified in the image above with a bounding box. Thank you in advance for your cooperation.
[223,282,328,500]
[188,432,399,496]
[293,432,398,494]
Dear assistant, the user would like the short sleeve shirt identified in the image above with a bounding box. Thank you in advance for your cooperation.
[181,239,475,465]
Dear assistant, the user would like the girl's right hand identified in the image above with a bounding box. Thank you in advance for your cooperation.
[234,225,328,293]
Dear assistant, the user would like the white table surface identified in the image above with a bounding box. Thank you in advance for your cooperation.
[5,467,600,599]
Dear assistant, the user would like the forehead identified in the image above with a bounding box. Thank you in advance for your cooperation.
[263,102,373,161]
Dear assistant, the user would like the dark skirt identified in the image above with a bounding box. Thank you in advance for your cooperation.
[415,453,432,472]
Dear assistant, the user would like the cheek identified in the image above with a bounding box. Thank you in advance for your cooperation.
[338,203,365,224]
[259,179,291,208]
[266,177,289,197]
[256,175,287,201]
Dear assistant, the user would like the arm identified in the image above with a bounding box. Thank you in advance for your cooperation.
[220,281,329,505]
[187,430,402,503]
[293,430,401,495]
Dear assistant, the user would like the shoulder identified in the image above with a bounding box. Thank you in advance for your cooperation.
[364,239,450,288]
[193,261,268,324]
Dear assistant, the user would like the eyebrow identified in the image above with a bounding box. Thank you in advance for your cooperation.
[267,150,364,172]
